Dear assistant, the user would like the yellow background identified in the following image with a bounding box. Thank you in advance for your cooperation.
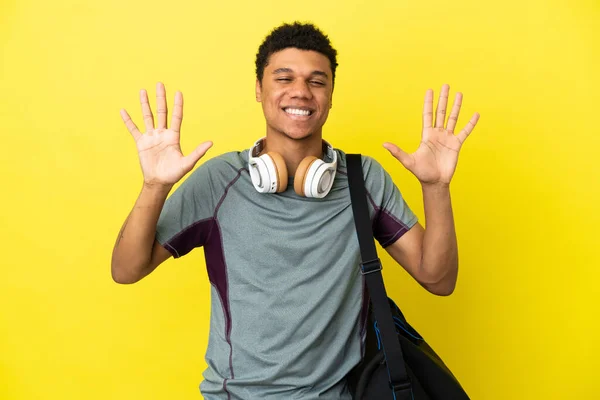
[1,0,598,398]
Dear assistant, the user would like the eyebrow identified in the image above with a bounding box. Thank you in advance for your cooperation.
[272,68,329,79]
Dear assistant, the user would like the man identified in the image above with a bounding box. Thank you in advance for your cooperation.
[112,22,479,400]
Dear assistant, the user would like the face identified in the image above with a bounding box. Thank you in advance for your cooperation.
[256,48,334,141]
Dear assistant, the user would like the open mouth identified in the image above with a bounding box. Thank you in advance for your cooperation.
[283,107,314,117]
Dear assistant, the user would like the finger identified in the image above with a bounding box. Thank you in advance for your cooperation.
[446,92,463,133]
[435,84,450,128]
[156,82,168,129]
[171,91,184,133]
[120,109,142,141]
[422,89,434,129]
[182,141,213,172]
[139,89,154,132]
[383,142,414,170]
[456,113,480,144]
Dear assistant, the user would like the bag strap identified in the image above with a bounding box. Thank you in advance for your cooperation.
[347,154,413,400]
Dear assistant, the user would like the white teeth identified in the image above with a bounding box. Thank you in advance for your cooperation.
[285,108,311,116]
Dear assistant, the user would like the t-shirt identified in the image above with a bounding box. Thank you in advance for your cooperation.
[155,147,418,399]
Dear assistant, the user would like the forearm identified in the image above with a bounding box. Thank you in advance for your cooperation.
[111,183,172,283]
[419,182,458,292]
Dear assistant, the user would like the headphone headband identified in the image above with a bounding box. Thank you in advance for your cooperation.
[249,138,336,163]
[250,138,266,158]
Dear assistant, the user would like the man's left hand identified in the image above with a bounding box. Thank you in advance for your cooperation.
[383,84,480,186]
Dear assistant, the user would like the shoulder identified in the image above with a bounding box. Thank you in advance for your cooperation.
[361,155,387,178]
[334,148,387,180]
[201,151,247,173]
[185,151,248,185]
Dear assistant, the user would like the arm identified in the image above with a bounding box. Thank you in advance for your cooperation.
[382,84,479,296]
[111,82,212,284]
[111,183,173,284]
[384,183,457,296]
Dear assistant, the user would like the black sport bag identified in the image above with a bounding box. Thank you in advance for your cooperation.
[345,154,470,400]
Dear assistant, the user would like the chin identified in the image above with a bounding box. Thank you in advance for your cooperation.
[269,124,319,141]
[282,130,314,141]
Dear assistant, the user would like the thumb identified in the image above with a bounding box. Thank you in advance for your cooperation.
[383,142,413,170]
[182,141,213,172]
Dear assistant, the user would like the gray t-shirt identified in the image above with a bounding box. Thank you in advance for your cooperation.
[155,148,418,400]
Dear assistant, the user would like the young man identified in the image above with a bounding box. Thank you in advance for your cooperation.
[112,22,479,400]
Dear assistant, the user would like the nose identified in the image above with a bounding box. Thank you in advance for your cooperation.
[289,79,313,100]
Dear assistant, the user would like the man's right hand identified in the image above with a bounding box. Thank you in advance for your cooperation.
[120,82,213,187]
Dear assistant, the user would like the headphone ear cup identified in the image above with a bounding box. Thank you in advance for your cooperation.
[248,156,270,193]
[294,156,319,196]
[266,152,288,192]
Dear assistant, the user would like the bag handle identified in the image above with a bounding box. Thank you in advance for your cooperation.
[347,154,413,400]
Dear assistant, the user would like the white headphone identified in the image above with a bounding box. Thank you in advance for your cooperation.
[248,138,338,198]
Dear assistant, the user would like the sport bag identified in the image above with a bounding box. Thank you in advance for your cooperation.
[345,153,470,400]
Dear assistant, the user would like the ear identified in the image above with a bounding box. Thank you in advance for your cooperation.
[255,79,262,102]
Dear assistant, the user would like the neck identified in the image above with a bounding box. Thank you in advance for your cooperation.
[261,132,324,176]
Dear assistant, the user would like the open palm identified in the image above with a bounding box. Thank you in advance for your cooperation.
[120,82,212,187]
[384,84,479,185]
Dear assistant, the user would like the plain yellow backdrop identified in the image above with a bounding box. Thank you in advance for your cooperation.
[1,0,598,398]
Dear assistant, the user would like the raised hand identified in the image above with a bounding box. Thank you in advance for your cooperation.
[120,82,213,187]
[383,84,479,186]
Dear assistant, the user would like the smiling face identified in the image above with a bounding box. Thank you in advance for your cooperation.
[256,48,334,141]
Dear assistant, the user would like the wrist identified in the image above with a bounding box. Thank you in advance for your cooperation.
[142,181,173,195]
[420,181,450,190]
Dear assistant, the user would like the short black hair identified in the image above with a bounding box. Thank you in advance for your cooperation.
[255,22,338,87]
